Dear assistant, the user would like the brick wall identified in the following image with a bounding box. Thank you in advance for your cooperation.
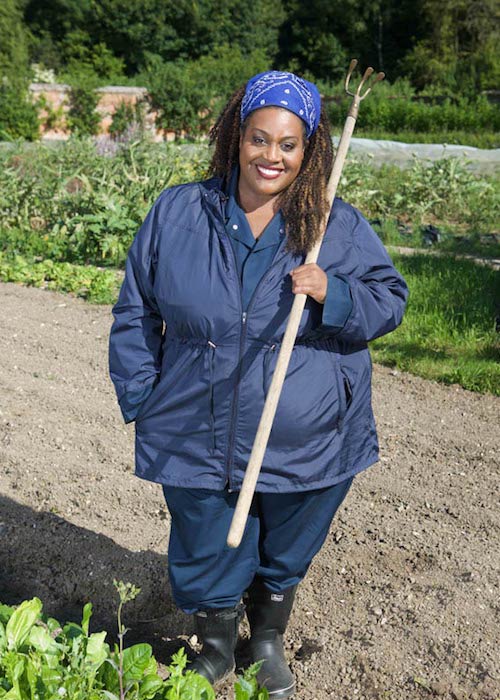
[29,83,175,141]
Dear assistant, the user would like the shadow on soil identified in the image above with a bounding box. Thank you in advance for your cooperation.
[0,495,193,663]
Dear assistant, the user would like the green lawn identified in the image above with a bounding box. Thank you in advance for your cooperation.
[371,253,500,395]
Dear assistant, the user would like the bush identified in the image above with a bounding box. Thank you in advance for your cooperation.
[326,93,500,135]
[0,77,40,141]
[66,70,101,136]
[109,99,145,139]
[141,44,269,137]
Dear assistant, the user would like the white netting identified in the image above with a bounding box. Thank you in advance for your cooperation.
[336,137,500,173]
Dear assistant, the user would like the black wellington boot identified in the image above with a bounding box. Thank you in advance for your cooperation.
[246,579,297,699]
[190,604,244,685]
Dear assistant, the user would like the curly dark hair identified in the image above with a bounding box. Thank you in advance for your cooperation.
[208,86,334,255]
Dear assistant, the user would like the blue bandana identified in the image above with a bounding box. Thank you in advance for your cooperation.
[240,71,321,138]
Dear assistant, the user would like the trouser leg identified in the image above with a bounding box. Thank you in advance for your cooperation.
[162,477,354,688]
[246,476,354,698]
[163,486,259,684]
[162,485,260,613]
[256,475,354,589]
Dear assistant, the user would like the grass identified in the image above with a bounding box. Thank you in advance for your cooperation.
[0,252,122,303]
[371,253,500,395]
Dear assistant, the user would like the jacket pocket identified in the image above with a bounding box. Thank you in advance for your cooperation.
[135,339,219,453]
[135,343,201,423]
[259,344,344,451]
[330,351,353,433]
[205,340,217,452]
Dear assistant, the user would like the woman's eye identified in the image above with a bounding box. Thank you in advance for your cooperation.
[253,137,265,145]
[282,143,294,151]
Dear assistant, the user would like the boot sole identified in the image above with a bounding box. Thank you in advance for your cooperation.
[267,681,296,699]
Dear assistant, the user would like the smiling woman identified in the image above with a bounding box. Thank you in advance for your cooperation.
[109,70,408,698]
[238,109,306,207]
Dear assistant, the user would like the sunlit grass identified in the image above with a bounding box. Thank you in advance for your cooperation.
[371,254,500,394]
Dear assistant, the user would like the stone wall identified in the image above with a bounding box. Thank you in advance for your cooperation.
[29,83,174,141]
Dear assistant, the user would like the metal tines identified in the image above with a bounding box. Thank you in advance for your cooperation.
[345,58,385,100]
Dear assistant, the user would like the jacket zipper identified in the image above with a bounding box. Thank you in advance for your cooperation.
[224,242,294,490]
[207,188,297,490]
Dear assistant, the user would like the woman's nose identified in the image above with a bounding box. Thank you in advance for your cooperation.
[264,142,281,162]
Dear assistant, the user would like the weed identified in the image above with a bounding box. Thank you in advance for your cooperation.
[0,588,269,699]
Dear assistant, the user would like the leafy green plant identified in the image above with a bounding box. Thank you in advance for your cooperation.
[234,662,269,700]
[0,253,122,303]
[0,76,40,141]
[162,649,215,700]
[67,71,101,136]
[0,597,111,699]
[0,589,271,699]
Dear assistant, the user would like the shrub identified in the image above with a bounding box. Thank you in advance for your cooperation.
[66,70,101,136]
[109,99,146,139]
[0,76,40,141]
[141,44,269,137]
[326,93,500,135]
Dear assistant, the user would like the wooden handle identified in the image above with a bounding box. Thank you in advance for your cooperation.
[227,64,382,548]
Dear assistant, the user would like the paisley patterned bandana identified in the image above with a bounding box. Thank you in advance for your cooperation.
[240,71,321,138]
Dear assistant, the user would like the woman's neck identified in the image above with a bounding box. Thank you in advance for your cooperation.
[237,186,279,216]
[237,188,279,240]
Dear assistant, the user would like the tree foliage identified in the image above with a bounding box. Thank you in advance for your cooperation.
[0,0,30,77]
[402,0,500,92]
[12,0,498,93]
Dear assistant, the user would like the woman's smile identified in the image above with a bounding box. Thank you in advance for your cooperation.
[255,164,284,179]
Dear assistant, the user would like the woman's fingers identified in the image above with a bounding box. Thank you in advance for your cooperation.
[290,263,327,304]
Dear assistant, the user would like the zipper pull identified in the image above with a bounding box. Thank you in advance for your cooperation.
[242,312,247,325]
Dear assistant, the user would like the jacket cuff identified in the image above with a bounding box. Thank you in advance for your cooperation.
[321,274,353,331]
[119,384,155,423]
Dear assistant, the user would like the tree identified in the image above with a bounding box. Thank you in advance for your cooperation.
[277,0,423,83]
[0,0,30,77]
[401,0,500,92]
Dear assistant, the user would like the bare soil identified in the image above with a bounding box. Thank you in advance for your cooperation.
[0,281,498,700]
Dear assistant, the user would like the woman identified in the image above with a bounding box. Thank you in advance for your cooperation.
[109,71,408,698]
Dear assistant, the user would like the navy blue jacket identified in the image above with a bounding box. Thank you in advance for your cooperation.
[109,177,408,492]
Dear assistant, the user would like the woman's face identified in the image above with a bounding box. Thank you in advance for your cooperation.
[238,107,306,205]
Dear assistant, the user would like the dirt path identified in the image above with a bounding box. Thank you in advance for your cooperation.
[389,246,500,271]
[0,281,498,700]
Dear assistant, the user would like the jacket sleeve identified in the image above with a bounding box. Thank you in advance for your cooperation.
[329,210,408,344]
[319,274,353,333]
[109,199,164,423]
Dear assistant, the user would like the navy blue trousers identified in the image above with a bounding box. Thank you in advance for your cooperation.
[162,476,354,614]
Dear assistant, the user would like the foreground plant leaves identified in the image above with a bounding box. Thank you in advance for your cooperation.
[5,599,42,651]
[164,649,215,700]
[234,662,269,700]
[0,595,269,700]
